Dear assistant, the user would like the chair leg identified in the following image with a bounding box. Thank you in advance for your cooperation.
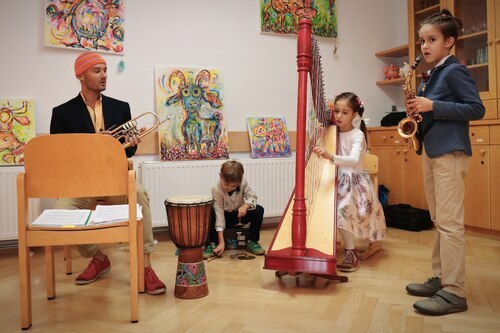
[63,245,72,275]
[18,243,32,330]
[130,229,139,323]
[45,246,55,300]
[138,221,145,293]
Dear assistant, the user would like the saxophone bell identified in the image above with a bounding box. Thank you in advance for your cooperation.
[397,117,421,152]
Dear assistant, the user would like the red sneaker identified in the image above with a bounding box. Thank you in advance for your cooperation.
[337,249,360,272]
[145,267,166,295]
[75,255,111,285]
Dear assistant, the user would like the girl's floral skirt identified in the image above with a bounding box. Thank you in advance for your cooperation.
[337,171,387,242]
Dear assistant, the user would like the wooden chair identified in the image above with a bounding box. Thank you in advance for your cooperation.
[17,134,140,330]
[360,153,383,260]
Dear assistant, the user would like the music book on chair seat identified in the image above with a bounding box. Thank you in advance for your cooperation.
[91,204,143,224]
[32,209,92,227]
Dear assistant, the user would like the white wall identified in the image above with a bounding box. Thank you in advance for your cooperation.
[0,0,407,152]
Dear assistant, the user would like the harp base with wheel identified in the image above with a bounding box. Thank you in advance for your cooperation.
[265,252,345,281]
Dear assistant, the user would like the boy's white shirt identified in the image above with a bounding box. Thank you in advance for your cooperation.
[211,177,258,232]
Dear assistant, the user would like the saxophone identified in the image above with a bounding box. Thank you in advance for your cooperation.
[398,55,423,152]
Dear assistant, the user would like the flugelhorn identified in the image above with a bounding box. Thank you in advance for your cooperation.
[398,55,422,152]
[108,112,167,149]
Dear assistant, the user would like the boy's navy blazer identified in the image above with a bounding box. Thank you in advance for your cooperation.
[417,56,485,158]
[50,94,137,157]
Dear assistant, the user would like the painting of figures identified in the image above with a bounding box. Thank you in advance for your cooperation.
[155,67,229,161]
[44,0,125,54]
[0,99,36,165]
[260,0,337,38]
[247,117,292,159]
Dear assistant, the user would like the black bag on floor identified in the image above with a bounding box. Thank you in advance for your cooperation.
[380,112,406,126]
[383,203,433,231]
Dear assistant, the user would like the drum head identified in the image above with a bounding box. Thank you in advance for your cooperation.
[165,195,213,205]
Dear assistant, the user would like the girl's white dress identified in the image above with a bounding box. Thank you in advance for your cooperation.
[332,128,387,242]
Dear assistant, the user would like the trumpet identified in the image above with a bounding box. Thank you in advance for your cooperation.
[108,112,167,149]
[398,55,422,152]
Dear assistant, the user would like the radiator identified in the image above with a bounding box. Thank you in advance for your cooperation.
[140,158,296,227]
[0,166,41,241]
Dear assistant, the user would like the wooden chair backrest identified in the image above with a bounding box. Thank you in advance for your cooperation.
[364,153,379,196]
[363,153,378,175]
[23,134,129,198]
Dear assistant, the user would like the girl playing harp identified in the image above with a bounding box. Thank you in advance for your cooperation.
[313,92,386,272]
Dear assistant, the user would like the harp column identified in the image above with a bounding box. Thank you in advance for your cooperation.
[292,18,312,256]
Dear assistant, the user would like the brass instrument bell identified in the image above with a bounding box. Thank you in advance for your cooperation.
[108,112,167,149]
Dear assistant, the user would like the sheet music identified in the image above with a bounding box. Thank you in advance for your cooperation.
[91,204,143,224]
[32,209,92,227]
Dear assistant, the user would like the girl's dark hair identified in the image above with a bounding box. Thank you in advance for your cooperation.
[421,9,463,47]
[334,92,367,144]
[220,160,244,183]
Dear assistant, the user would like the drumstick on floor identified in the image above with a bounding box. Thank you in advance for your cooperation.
[207,253,222,262]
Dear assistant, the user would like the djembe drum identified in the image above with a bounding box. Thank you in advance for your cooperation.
[165,195,213,299]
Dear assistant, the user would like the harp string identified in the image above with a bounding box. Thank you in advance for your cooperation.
[304,36,331,225]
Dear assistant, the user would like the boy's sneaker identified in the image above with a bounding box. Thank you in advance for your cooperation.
[75,255,111,285]
[406,277,442,297]
[144,267,166,295]
[246,240,266,255]
[203,243,216,259]
[413,290,467,315]
[337,249,359,272]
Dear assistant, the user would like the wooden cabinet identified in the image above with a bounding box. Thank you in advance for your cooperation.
[402,149,427,209]
[497,0,500,100]
[369,123,500,233]
[464,146,491,229]
[446,0,496,99]
[369,145,404,204]
[368,128,427,209]
[490,124,500,231]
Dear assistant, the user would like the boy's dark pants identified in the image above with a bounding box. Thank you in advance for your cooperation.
[208,205,264,244]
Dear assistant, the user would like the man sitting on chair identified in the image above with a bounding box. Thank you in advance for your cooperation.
[50,52,166,295]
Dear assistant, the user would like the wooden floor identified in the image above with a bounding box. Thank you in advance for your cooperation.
[1,226,500,333]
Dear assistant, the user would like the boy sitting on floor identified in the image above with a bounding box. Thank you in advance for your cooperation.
[204,160,266,259]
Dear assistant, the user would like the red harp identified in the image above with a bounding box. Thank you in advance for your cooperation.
[264,18,346,282]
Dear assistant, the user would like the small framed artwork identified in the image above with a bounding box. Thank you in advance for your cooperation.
[260,0,337,38]
[0,99,36,165]
[247,117,292,159]
[44,0,125,54]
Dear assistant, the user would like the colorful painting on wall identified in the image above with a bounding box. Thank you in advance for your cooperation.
[155,67,229,161]
[44,0,125,54]
[0,99,36,165]
[247,117,292,159]
[260,0,337,38]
